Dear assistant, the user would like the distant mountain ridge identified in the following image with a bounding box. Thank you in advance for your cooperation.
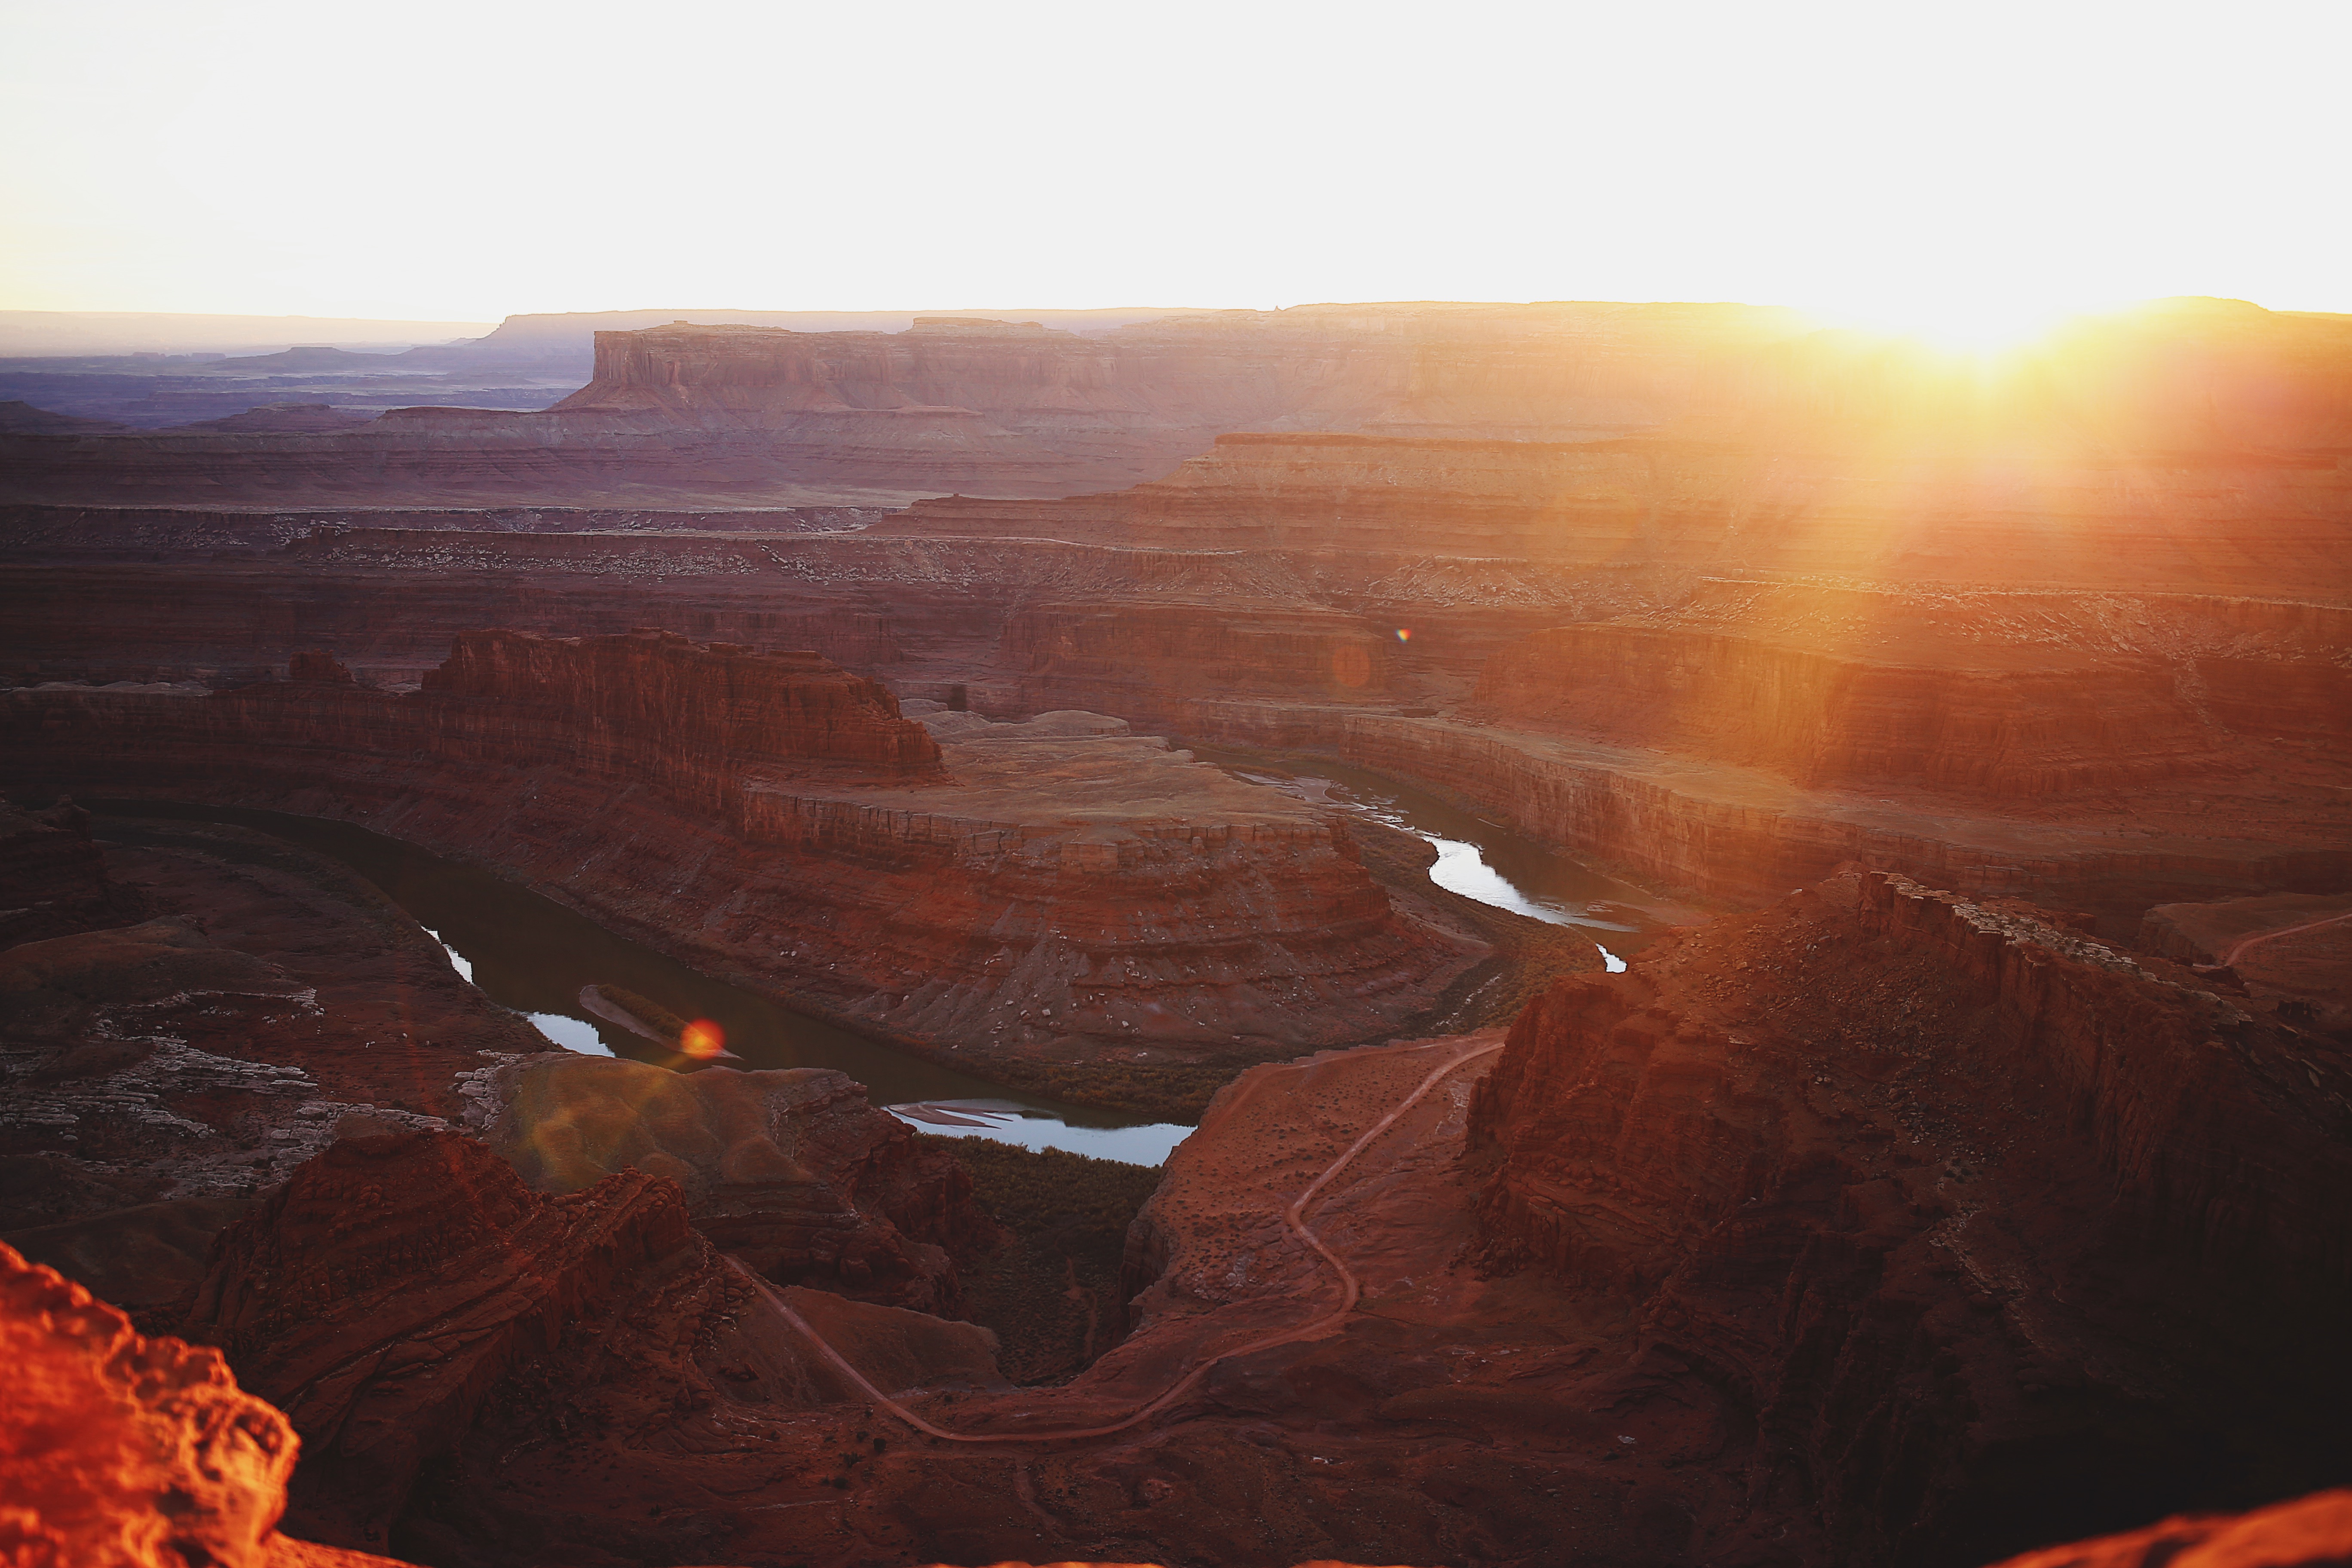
[0,311,495,357]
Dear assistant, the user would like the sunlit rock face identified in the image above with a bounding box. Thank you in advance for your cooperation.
[1980,1490,2352,1568]
[0,1240,297,1568]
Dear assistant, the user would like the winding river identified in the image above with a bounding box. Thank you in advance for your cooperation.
[98,772,1667,1165]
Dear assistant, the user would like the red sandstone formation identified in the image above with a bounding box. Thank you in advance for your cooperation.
[1,631,1481,1089]
[201,866,2340,1566]
[0,1240,399,1568]
[1981,1489,2352,1568]
[487,1053,997,1312]
[416,626,945,806]
[181,1129,793,1556]
[6,503,2344,925]
[1467,869,2352,1564]
[12,867,2348,1566]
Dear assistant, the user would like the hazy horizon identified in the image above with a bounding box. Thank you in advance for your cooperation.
[6,0,2349,349]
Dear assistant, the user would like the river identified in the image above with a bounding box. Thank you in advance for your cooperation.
[1196,748,1675,968]
[96,773,1667,1166]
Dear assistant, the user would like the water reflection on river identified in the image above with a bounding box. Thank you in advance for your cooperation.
[97,768,1663,1168]
[1196,748,1674,969]
[94,803,1189,1164]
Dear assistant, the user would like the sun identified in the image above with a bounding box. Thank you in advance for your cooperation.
[1802,288,2118,358]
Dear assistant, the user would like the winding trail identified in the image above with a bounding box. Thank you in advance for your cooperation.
[2222,909,2352,969]
[726,1035,1505,1445]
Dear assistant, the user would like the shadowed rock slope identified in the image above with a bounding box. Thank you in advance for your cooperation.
[1470,869,2352,1565]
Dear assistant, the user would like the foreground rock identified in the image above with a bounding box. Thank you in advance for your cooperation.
[1981,1490,2352,1568]
[9,1200,2349,1568]
[0,1240,398,1568]
[2,631,1483,1108]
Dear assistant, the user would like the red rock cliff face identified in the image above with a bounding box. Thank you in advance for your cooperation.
[418,627,942,805]
[0,1240,357,1568]
[1470,625,2227,797]
[1467,870,2352,1565]
[180,1129,849,1561]
[3,632,1477,1082]
[890,425,2352,599]
[1001,600,1396,705]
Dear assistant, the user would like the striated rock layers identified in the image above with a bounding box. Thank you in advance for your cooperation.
[177,1127,995,1562]
[16,295,2343,509]
[1468,868,2352,1565]
[2,630,1481,1088]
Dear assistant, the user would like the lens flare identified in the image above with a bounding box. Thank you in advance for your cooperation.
[1395,628,1413,642]
[679,1019,726,1060]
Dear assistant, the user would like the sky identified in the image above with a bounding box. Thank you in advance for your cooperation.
[4,0,2348,339]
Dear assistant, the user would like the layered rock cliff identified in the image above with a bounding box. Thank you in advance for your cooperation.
[18,296,2341,509]
[1,631,1482,1098]
[178,1128,962,1560]
[1468,869,2352,1565]
[416,627,943,802]
[1468,625,2227,797]
[889,425,2352,598]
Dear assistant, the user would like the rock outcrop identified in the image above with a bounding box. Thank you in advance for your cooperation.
[412,627,945,812]
[1982,1489,2352,1568]
[0,799,145,947]
[488,1054,996,1312]
[179,1130,797,1556]
[1468,869,2352,1565]
[174,1127,1006,1566]
[0,815,545,1301]
[0,1240,399,1568]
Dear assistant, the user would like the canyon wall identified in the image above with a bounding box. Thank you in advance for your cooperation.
[1467,869,2352,1565]
[6,521,2343,921]
[0,632,1482,1091]
[1469,626,2226,797]
[889,426,2352,598]
[13,296,2342,509]
[416,628,944,804]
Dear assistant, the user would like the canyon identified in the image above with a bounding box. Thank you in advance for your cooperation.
[6,867,2346,1567]
[2,631,1488,1113]
[3,294,2347,1568]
